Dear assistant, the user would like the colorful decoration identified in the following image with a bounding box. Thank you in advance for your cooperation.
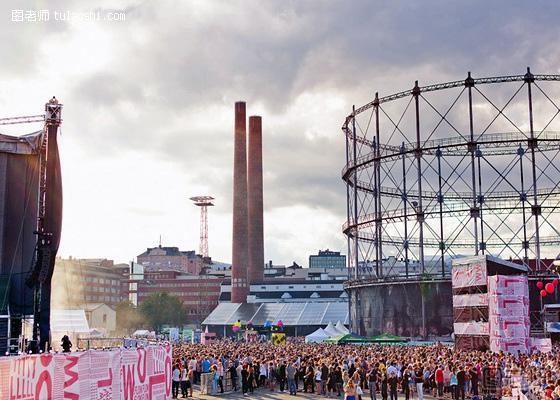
[537,281,544,289]
[546,282,555,294]
[271,332,286,346]
[264,320,272,328]
[541,289,547,297]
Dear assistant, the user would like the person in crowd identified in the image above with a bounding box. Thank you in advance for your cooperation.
[288,362,298,396]
[61,335,72,353]
[241,364,249,396]
[345,379,358,400]
[172,364,181,399]
[414,364,424,400]
[388,371,398,400]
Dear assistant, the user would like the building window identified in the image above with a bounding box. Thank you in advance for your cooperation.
[103,314,107,323]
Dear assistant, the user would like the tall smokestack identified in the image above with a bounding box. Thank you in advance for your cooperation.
[248,116,264,283]
[231,102,249,303]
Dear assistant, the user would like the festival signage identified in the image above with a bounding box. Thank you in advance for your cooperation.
[453,322,489,336]
[530,338,552,353]
[489,337,529,354]
[452,259,487,289]
[487,275,529,296]
[452,293,488,308]
[0,345,172,400]
[489,316,531,338]
[488,295,529,317]
[271,333,286,346]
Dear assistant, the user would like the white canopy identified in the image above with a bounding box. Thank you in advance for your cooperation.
[324,321,340,337]
[51,309,90,333]
[335,320,350,335]
[305,328,329,343]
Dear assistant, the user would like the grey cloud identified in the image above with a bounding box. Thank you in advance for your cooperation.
[7,0,560,230]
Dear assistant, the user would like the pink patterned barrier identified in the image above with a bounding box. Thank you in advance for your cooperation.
[0,345,172,400]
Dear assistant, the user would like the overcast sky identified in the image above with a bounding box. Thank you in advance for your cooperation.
[1,0,560,266]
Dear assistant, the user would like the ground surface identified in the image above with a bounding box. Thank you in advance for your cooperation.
[181,386,438,400]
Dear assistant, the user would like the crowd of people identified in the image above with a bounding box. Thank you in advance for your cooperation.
[171,338,559,400]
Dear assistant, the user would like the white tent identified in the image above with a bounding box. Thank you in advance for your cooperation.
[324,321,340,337]
[335,321,350,335]
[305,328,329,343]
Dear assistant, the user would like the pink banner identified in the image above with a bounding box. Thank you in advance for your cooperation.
[452,261,487,289]
[488,295,529,317]
[0,345,172,400]
[453,293,488,307]
[530,338,552,354]
[453,322,489,335]
[490,337,529,354]
[487,275,528,296]
[489,316,530,338]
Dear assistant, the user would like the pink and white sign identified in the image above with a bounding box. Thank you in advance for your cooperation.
[453,293,489,308]
[488,295,529,317]
[530,338,552,354]
[453,322,490,336]
[487,275,529,296]
[489,316,530,338]
[490,337,529,354]
[0,345,172,400]
[452,261,487,289]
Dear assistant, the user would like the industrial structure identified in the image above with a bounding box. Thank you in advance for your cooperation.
[342,69,560,337]
[231,102,265,303]
[190,196,214,258]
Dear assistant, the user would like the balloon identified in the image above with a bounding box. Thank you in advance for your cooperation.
[232,325,239,332]
[546,283,555,294]
[277,320,284,327]
[554,278,559,286]
[537,281,544,289]
[541,290,547,297]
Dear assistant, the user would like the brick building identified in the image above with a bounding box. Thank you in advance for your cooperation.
[52,258,129,308]
[137,245,203,275]
[136,270,222,324]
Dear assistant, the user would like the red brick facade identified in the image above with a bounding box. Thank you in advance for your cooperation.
[137,246,202,275]
[137,270,222,324]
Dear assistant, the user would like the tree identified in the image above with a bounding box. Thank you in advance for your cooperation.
[139,292,186,332]
[115,300,145,334]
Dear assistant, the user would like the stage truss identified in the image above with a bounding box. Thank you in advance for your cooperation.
[343,69,560,279]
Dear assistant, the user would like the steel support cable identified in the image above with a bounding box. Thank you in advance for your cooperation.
[480,153,521,193]
[420,88,468,144]
[378,99,415,149]
[474,84,527,138]
[481,153,522,200]
[381,96,415,150]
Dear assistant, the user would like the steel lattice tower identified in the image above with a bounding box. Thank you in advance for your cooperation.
[342,69,560,280]
[190,196,214,257]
